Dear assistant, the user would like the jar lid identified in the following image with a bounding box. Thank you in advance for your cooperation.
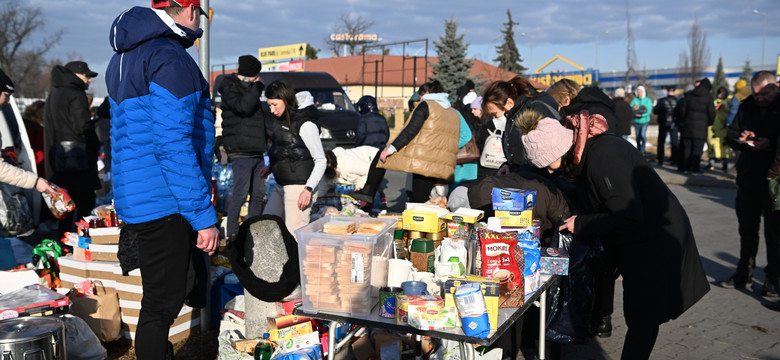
[0,317,63,342]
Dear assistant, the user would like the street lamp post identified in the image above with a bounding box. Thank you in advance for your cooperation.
[595,30,609,71]
[521,32,534,71]
[753,9,766,66]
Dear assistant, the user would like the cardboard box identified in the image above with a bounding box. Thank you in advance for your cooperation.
[395,295,443,325]
[403,205,447,233]
[269,321,313,342]
[276,299,302,316]
[443,276,500,330]
[89,227,121,245]
[492,188,536,212]
[495,210,534,227]
[268,314,311,330]
[444,208,485,223]
[540,247,569,275]
[275,331,321,354]
[88,243,119,262]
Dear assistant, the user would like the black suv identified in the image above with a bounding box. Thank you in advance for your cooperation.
[256,71,359,150]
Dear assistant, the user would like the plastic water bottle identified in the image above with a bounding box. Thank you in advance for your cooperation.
[254,333,273,360]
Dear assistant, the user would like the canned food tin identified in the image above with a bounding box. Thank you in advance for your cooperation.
[379,286,403,318]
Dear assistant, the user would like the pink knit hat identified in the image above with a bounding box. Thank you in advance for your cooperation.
[521,118,574,168]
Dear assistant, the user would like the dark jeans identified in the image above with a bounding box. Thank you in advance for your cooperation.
[656,123,679,164]
[227,157,265,238]
[735,186,780,281]
[357,149,386,201]
[58,189,96,236]
[679,137,705,172]
[127,214,207,360]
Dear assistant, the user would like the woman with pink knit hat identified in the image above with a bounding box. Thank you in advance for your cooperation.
[520,111,710,360]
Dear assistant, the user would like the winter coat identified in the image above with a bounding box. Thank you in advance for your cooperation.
[629,96,653,125]
[268,106,320,186]
[331,146,379,189]
[0,158,37,189]
[680,79,716,139]
[503,92,561,168]
[217,74,267,157]
[612,97,633,136]
[653,95,678,128]
[561,87,619,132]
[355,112,389,149]
[453,112,477,188]
[572,133,709,327]
[465,171,572,245]
[23,120,45,177]
[378,98,460,180]
[43,65,101,192]
[106,7,217,230]
[726,94,780,189]
[707,97,730,159]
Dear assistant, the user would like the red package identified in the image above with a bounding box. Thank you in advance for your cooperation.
[41,185,75,219]
[480,229,523,290]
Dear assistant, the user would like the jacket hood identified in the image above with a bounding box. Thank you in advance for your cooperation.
[422,93,452,109]
[691,78,712,97]
[292,104,320,122]
[109,7,202,53]
[356,95,378,114]
[569,88,616,111]
[50,65,87,90]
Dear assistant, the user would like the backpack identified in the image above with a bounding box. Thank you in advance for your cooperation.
[480,122,506,169]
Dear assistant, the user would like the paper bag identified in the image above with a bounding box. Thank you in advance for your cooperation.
[70,280,121,343]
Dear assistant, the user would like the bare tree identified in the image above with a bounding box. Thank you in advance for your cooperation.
[0,1,63,97]
[325,14,375,57]
[677,17,710,86]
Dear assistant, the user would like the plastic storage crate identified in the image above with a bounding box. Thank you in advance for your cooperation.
[296,216,396,317]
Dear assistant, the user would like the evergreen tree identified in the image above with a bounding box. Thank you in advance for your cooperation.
[741,60,753,81]
[493,10,526,73]
[429,16,479,101]
[712,56,728,95]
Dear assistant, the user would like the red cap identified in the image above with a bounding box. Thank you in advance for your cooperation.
[152,0,207,16]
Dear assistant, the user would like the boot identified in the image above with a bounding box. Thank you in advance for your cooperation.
[591,315,612,338]
[722,159,729,172]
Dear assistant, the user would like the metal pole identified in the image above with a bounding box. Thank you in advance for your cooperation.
[424,39,428,83]
[402,43,406,98]
[413,56,417,91]
[374,60,379,98]
[198,0,211,332]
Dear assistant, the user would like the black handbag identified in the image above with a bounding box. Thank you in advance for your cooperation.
[55,140,88,172]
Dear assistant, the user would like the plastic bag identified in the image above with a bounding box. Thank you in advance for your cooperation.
[545,228,600,344]
[41,184,75,220]
[0,182,34,237]
[59,314,108,360]
[217,329,253,360]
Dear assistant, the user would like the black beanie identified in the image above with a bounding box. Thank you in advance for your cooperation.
[238,55,262,77]
[0,68,15,93]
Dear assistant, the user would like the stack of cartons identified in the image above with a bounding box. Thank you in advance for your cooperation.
[57,226,200,345]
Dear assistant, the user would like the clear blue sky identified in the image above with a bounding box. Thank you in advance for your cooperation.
[27,0,780,97]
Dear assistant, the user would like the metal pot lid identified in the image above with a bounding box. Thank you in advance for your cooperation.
[0,317,63,341]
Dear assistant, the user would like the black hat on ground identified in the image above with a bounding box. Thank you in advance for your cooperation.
[238,55,262,77]
[0,68,14,93]
[65,61,98,78]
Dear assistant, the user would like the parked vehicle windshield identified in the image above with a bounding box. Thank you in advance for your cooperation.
[300,88,356,112]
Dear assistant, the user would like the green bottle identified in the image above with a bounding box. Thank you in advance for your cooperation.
[254,333,273,360]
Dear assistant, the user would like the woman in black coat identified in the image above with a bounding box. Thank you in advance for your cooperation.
[519,111,710,360]
[679,78,716,173]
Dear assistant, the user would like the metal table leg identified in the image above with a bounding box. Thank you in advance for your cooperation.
[328,322,336,360]
[538,289,547,360]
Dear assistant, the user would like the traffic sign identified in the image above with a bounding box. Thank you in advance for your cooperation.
[257,43,307,62]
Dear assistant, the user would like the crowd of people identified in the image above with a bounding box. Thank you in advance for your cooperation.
[0,1,778,358]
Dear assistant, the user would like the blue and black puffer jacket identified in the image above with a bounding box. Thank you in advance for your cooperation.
[105,7,216,230]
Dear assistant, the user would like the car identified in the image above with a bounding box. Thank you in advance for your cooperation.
[256,71,359,150]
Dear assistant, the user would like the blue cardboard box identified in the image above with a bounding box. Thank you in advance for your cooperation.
[491,188,536,211]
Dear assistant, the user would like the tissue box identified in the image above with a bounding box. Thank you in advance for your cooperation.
[492,188,536,211]
[540,247,569,275]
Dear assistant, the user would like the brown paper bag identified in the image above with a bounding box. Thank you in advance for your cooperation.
[70,280,122,342]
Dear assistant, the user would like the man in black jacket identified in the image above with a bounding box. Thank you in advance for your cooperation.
[354,95,389,149]
[43,61,100,236]
[217,55,267,239]
[719,71,780,297]
[678,78,716,174]
[653,86,679,166]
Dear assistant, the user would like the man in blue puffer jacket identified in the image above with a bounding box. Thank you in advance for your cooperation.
[105,1,217,358]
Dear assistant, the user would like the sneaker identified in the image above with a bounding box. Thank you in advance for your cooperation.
[763,300,780,312]
[762,279,779,298]
[718,275,748,289]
